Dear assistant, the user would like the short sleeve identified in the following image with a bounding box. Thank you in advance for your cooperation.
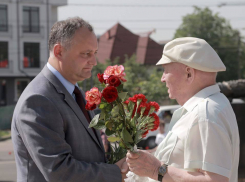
[184,116,232,178]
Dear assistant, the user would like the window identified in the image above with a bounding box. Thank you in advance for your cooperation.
[23,42,40,68]
[23,6,39,33]
[0,80,6,106]
[0,5,8,31]
[0,41,8,68]
[15,79,30,100]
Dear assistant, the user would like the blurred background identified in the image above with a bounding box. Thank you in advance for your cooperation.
[0,0,245,181]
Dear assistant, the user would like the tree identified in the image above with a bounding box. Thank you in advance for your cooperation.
[174,7,245,82]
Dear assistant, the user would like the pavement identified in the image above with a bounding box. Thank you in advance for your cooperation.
[0,138,16,182]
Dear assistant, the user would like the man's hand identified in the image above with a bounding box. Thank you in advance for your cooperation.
[115,157,129,173]
[115,157,129,182]
[126,150,161,179]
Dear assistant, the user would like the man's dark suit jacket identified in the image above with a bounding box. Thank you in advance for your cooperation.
[11,65,121,182]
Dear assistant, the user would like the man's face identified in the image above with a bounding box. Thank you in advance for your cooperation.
[161,63,186,100]
[60,28,98,84]
[158,124,165,134]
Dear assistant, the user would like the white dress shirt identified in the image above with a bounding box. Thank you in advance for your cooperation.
[148,84,240,182]
[47,62,77,99]
[126,85,240,182]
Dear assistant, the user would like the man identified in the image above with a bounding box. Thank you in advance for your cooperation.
[126,37,240,182]
[11,17,127,182]
[155,120,167,145]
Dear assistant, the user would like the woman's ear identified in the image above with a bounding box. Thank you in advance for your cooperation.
[53,44,63,59]
[186,66,195,83]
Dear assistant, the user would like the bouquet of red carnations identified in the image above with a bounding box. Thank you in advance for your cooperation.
[85,65,160,163]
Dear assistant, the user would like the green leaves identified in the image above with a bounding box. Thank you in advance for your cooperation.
[121,128,133,143]
[88,114,100,128]
[134,130,144,143]
[118,92,128,100]
[111,105,119,117]
[88,114,106,130]
[107,136,120,142]
[105,128,115,136]
[92,120,106,130]
[117,84,124,92]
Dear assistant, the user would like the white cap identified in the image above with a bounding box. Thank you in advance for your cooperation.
[156,37,226,72]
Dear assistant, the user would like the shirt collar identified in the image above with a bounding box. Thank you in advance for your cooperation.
[47,62,76,96]
[183,84,220,112]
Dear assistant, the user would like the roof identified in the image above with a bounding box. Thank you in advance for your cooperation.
[97,23,163,65]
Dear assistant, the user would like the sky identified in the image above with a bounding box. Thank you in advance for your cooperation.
[58,0,245,42]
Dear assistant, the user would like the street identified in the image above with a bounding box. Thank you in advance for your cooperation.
[0,139,16,182]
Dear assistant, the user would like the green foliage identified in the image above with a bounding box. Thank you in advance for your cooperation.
[174,6,245,81]
[0,130,10,138]
[122,55,169,103]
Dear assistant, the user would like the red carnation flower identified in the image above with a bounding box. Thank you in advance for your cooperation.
[97,73,105,84]
[149,101,160,112]
[149,113,160,131]
[128,96,137,103]
[85,103,97,110]
[143,103,151,116]
[135,94,147,103]
[142,130,149,138]
[102,86,118,103]
[107,75,121,87]
[137,102,148,114]
[124,100,129,105]
[131,104,137,118]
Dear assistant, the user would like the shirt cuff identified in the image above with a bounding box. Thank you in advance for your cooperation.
[184,161,230,178]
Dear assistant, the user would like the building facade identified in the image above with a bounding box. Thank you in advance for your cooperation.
[0,0,67,106]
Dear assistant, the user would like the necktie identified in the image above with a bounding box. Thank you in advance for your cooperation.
[73,86,91,123]
[168,107,187,131]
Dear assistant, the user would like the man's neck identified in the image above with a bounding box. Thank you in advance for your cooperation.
[177,83,216,106]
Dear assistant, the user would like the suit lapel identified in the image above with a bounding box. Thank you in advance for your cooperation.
[41,65,104,152]
[81,91,105,153]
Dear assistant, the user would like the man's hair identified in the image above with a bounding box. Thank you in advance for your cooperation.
[159,121,165,127]
[48,17,93,51]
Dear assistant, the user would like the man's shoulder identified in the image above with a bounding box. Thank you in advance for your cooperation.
[23,72,53,96]
[15,71,60,110]
[206,92,232,113]
[196,92,236,124]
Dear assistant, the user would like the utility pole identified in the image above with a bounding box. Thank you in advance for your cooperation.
[237,34,241,79]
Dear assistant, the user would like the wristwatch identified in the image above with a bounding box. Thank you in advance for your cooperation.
[158,164,168,182]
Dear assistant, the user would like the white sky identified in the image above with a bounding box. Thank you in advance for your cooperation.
[58,0,245,42]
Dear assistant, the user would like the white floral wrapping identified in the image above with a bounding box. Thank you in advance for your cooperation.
[124,171,150,182]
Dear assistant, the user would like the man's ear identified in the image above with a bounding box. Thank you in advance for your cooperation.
[53,44,64,59]
[186,66,195,83]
